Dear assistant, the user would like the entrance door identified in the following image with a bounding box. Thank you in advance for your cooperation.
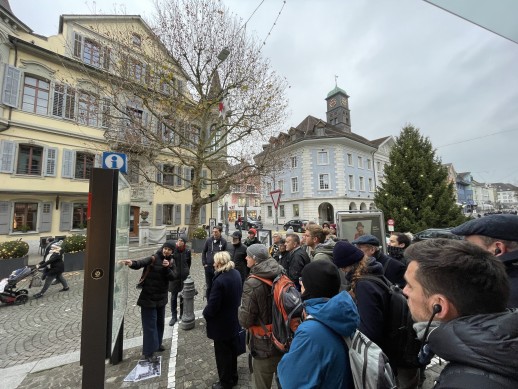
[130,206,140,237]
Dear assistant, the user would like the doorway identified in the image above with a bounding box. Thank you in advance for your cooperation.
[130,206,140,237]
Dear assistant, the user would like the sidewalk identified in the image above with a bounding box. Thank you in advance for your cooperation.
[1,246,443,388]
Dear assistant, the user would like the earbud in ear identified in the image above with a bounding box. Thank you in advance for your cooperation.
[494,247,502,255]
[432,304,442,314]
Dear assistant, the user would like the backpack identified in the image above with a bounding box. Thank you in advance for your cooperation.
[306,315,397,389]
[248,273,303,353]
[358,275,422,368]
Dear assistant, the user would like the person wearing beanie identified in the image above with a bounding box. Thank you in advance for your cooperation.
[119,240,181,361]
[333,240,418,388]
[244,228,260,247]
[239,244,283,389]
[228,230,248,284]
[168,236,191,326]
[34,240,69,298]
[278,261,359,388]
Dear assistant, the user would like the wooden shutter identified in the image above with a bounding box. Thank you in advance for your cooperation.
[201,169,207,189]
[59,202,72,231]
[174,204,181,225]
[200,205,206,224]
[0,201,11,234]
[155,204,163,225]
[44,147,58,176]
[0,140,15,173]
[184,204,191,225]
[184,167,190,188]
[62,149,75,178]
[94,154,102,168]
[38,202,52,232]
[156,163,163,184]
[2,64,21,107]
[73,32,83,58]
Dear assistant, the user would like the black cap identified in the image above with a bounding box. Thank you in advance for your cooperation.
[301,261,341,300]
[451,214,518,242]
[232,231,242,239]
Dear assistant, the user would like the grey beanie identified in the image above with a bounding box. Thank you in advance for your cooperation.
[246,244,270,263]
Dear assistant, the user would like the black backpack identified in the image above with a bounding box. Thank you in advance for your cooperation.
[358,275,422,368]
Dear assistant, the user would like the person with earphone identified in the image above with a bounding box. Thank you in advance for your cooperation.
[403,238,518,389]
[451,213,518,308]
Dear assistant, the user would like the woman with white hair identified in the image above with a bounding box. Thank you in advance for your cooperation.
[203,251,243,389]
[34,240,69,298]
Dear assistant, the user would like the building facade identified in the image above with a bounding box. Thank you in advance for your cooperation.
[260,86,393,226]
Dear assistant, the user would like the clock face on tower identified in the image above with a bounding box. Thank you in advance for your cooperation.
[341,97,347,106]
[329,98,337,108]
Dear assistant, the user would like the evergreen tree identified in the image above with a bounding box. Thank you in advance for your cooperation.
[374,125,466,232]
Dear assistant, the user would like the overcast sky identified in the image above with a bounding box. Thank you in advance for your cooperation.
[11,0,518,184]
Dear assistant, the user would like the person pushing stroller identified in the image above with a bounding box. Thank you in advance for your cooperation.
[34,240,69,298]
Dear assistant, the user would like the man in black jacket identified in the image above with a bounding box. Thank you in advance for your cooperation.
[282,234,310,291]
[228,231,248,284]
[202,226,227,300]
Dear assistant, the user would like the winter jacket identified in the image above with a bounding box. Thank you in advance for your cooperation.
[202,237,227,267]
[238,257,283,359]
[280,246,309,289]
[203,268,243,341]
[375,251,406,287]
[277,292,359,389]
[168,246,191,294]
[243,236,260,247]
[500,250,518,308]
[130,252,180,308]
[228,242,248,283]
[40,250,64,276]
[311,240,335,262]
[430,310,518,388]
[351,258,391,348]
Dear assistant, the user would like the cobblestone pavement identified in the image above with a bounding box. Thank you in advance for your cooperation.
[1,241,442,388]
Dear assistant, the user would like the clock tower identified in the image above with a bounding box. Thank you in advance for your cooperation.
[325,85,351,132]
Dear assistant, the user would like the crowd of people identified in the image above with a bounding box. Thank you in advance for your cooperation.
[119,213,518,388]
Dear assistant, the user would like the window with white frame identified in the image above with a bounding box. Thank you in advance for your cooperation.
[13,202,38,232]
[266,182,272,194]
[291,156,297,168]
[367,159,372,170]
[132,33,142,47]
[267,206,272,217]
[16,144,43,175]
[73,33,110,70]
[347,153,353,166]
[293,204,299,217]
[348,175,355,190]
[78,91,99,127]
[128,160,139,184]
[359,176,365,191]
[278,180,284,193]
[317,151,329,165]
[72,203,88,229]
[358,156,363,168]
[369,177,374,191]
[279,204,285,217]
[0,141,57,177]
[291,177,298,193]
[53,84,76,120]
[377,161,381,171]
[74,152,95,180]
[319,174,330,190]
[22,76,49,115]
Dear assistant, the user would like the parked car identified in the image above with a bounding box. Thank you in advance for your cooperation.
[235,218,263,230]
[413,228,463,242]
[283,219,309,233]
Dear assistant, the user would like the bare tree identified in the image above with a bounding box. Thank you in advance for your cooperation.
[67,0,289,237]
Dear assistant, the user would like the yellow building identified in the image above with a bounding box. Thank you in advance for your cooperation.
[0,3,209,254]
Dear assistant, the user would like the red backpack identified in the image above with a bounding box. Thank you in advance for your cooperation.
[248,273,303,353]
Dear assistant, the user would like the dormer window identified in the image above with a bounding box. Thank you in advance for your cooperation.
[132,33,142,47]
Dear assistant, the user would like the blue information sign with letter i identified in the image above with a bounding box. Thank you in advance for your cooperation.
[102,152,127,174]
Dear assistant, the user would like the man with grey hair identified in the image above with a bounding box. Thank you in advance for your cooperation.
[451,214,518,307]
[238,244,283,389]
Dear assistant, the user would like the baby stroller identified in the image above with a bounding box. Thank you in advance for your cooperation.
[0,266,42,305]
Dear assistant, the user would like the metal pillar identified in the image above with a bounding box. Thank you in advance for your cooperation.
[179,275,196,330]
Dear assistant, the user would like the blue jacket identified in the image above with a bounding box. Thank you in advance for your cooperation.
[277,292,359,389]
[203,268,243,341]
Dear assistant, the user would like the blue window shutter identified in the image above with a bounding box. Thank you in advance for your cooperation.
[62,149,75,178]
[200,205,206,224]
[156,163,163,184]
[184,204,191,224]
[44,147,58,176]
[184,167,190,188]
[39,202,52,232]
[2,64,21,108]
[0,201,12,234]
[0,140,15,173]
[174,204,181,225]
[156,204,163,225]
[59,202,72,231]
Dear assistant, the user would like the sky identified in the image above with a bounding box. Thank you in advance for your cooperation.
[10,0,518,184]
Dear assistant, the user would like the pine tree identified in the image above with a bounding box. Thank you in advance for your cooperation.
[374,125,466,233]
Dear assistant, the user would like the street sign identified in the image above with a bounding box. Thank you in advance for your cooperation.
[102,152,127,174]
[387,218,395,226]
[388,225,394,232]
[270,190,282,209]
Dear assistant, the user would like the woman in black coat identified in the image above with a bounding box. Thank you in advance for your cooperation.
[168,236,191,326]
[34,240,69,298]
[203,251,243,389]
[120,240,180,361]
